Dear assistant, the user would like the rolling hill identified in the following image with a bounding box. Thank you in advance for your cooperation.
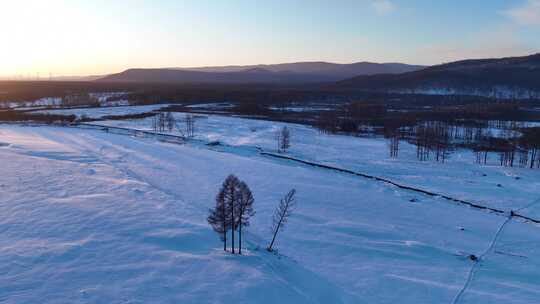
[336,53,540,99]
[97,62,424,84]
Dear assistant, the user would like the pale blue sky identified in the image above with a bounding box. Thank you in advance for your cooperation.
[1,0,539,76]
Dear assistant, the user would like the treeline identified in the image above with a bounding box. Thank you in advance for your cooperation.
[0,81,134,103]
[468,127,540,169]
[0,110,76,124]
[311,102,540,168]
[4,79,524,108]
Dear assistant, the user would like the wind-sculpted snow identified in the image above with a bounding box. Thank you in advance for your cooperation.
[1,125,540,303]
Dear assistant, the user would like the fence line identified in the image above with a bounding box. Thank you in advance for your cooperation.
[260,152,540,225]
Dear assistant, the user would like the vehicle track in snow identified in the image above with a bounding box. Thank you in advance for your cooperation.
[451,192,540,304]
[451,215,512,304]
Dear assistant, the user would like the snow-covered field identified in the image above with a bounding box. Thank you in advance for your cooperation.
[95,113,540,213]
[1,121,540,303]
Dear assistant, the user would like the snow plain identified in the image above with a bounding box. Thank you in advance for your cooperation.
[1,111,540,303]
[97,112,540,212]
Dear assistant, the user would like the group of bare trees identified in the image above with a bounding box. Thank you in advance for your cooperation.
[411,122,453,162]
[61,93,100,107]
[208,175,297,254]
[515,128,540,169]
[467,126,540,169]
[207,175,255,254]
[151,112,196,139]
[379,117,540,169]
[383,120,402,158]
[308,101,540,168]
[152,112,169,133]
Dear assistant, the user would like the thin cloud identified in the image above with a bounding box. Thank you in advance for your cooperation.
[372,0,396,15]
[502,0,540,26]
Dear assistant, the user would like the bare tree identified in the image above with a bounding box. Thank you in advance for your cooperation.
[383,119,402,158]
[221,175,241,253]
[267,189,297,252]
[152,114,158,133]
[281,126,290,152]
[166,112,175,132]
[207,190,230,251]
[237,181,255,255]
[152,112,166,133]
[276,126,291,153]
[185,114,195,138]
[275,130,281,152]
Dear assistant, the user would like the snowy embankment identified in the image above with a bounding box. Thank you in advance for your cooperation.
[94,112,540,213]
[1,125,540,303]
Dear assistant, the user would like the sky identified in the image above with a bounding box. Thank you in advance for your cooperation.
[1,0,539,77]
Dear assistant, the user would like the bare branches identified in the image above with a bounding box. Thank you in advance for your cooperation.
[208,175,255,254]
[237,181,255,255]
[207,188,230,251]
[276,126,291,153]
[267,189,296,252]
[165,112,175,132]
[185,114,195,138]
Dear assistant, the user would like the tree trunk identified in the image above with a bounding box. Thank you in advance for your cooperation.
[223,219,227,251]
[238,223,242,255]
[231,191,235,254]
[268,215,284,252]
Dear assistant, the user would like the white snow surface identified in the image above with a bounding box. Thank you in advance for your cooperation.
[1,120,540,303]
[96,113,540,212]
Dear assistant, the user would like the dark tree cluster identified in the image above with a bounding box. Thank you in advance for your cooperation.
[383,119,402,158]
[152,112,167,133]
[518,127,540,169]
[462,126,540,169]
[412,122,453,162]
[208,175,299,254]
[0,110,76,124]
[152,112,177,133]
[208,175,255,254]
[61,93,100,107]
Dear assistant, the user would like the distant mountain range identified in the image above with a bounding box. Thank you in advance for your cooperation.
[97,62,425,84]
[96,53,540,99]
[336,53,540,99]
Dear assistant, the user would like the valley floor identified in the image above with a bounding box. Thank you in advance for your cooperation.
[1,123,540,303]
